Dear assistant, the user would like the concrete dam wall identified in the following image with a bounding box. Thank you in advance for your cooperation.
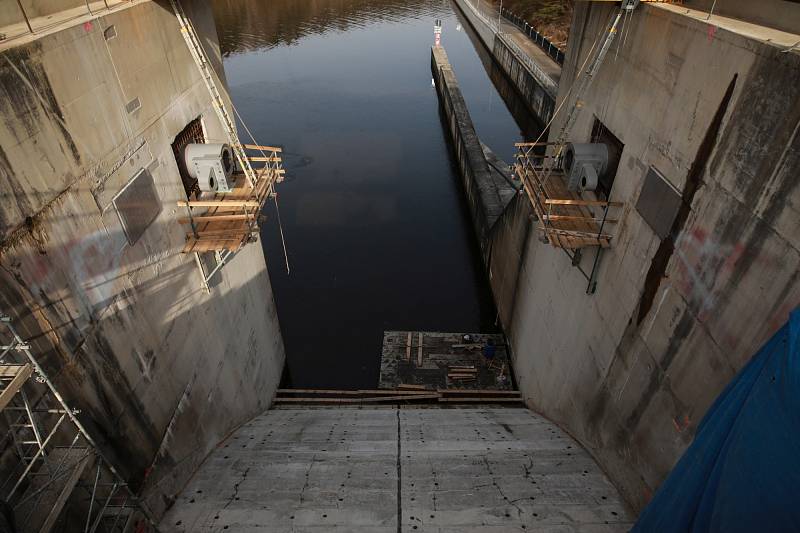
[0,0,285,519]
[504,2,800,512]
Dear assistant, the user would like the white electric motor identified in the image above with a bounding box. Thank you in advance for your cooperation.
[563,142,608,192]
[184,143,235,193]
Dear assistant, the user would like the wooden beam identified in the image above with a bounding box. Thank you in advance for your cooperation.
[398,384,427,390]
[540,227,612,241]
[274,394,440,404]
[276,388,431,396]
[0,364,28,378]
[179,214,256,224]
[438,397,522,403]
[247,156,282,163]
[0,364,32,411]
[405,332,412,362]
[542,215,618,223]
[243,144,282,152]
[417,332,423,367]
[178,200,260,208]
[182,238,242,253]
[544,199,623,207]
[514,141,558,147]
[438,389,520,395]
[39,452,94,533]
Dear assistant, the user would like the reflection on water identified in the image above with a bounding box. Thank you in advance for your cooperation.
[213,0,451,55]
[213,0,539,388]
[452,6,543,135]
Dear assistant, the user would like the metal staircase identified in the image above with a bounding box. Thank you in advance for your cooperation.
[0,314,158,532]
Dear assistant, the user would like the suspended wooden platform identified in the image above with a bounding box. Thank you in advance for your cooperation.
[515,142,621,250]
[178,144,284,253]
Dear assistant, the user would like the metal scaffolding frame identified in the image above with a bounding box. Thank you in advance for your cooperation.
[0,314,158,532]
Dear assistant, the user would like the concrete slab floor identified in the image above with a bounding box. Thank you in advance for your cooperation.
[161,407,632,532]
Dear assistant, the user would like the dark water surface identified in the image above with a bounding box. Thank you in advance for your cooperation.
[212,0,538,388]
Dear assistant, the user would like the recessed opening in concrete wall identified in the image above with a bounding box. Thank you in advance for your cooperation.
[171,117,205,199]
[590,117,624,200]
[104,25,117,41]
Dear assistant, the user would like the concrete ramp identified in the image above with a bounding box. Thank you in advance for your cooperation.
[162,407,632,531]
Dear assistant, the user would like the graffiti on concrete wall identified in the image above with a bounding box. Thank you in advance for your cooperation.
[673,227,744,321]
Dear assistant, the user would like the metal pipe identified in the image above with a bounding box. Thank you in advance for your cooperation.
[108,493,130,530]
[85,464,102,533]
[7,414,66,498]
[14,0,33,33]
[89,482,118,533]
[20,391,45,458]
[706,0,717,20]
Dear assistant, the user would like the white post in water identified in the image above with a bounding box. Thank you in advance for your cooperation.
[434,19,442,47]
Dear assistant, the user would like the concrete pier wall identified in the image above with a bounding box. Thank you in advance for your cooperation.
[506,2,800,511]
[451,0,558,125]
[431,45,512,263]
[0,0,284,519]
[491,36,556,125]
[432,44,532,339]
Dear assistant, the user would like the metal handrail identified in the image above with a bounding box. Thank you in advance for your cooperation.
[499,7,566,65]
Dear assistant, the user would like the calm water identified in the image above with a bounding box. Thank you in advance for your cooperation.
[212,0,539,388]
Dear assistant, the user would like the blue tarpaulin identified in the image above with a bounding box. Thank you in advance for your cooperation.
[633,307,800,532]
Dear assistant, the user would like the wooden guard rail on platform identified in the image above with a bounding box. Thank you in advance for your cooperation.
[514,143,622,250]
[177,143,284,253]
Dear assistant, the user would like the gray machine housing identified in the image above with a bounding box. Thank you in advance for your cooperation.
[184,143,235,193]
[563,142,608,192]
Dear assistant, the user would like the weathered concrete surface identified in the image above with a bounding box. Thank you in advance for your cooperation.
[505,1,800,512]
[161,407,632,531]
[0,0,284,519]
[684,0,800,35]
[0,0,141,45]
[451,0,558,125]
[492,35,557,125]
[432,45,517,262]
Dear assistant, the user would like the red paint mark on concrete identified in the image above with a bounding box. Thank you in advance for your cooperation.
[707,24,717,42]
[83,21,93,32]
[672,414,691,433]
